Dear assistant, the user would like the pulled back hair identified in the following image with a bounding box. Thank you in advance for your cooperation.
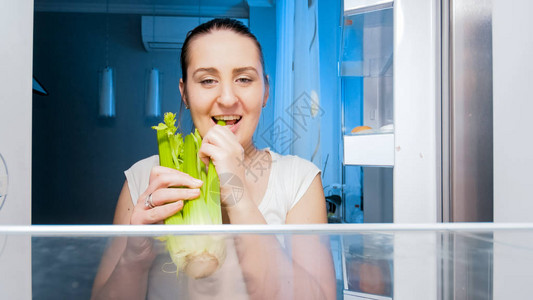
[180,18,268,84]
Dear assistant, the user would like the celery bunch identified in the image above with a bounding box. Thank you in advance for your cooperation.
[152,112,226,279]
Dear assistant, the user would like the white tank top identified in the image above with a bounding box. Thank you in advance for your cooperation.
[123,149,320,299]
[124,149,320,225]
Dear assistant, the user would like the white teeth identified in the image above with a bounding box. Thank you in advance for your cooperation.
[213,115,241,121]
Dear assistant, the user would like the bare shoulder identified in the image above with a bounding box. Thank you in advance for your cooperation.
[286,174,327,224]
[114,180,135,225]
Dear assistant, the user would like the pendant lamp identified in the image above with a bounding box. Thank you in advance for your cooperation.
[145,68,161,118]
[98,0,115,118]
[99,67,115,117]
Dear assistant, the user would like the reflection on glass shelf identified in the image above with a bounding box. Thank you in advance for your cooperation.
[343,233,393,299]
[2,224,533,299]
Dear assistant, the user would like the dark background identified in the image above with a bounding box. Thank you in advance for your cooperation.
[31,7,277,224]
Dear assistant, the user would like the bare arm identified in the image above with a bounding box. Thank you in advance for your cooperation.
[198,125,336,299]
[91,167,203,300]
[226,175,336,300]
[285,175,337,299]
[90,182,155,300]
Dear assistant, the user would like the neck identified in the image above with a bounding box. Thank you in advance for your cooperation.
[240,141,271,187]
[242,141,261,163]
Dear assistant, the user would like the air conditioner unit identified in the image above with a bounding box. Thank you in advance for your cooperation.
[141,16,249,52]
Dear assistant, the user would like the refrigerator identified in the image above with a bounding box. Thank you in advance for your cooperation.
[339,0,493,299]
[0,0,504,299]
[340,0,493,224]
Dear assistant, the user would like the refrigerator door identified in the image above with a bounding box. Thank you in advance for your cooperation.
[341,2,394,224]
[342,0,441,225]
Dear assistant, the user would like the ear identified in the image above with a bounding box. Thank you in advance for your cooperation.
[262,75,270,107]
[179,78,188,107]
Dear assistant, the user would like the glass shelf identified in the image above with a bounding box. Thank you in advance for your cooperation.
[344,0,394,16]
[2,223,533,299]
[340,7,393,79]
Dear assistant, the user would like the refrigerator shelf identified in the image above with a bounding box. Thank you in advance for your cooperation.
[344,133,394,166]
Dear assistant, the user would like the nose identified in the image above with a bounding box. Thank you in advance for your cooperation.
[217,82,238,107]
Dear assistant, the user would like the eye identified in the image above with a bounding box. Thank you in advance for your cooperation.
[236,77,252,84]
[201,79,217,85]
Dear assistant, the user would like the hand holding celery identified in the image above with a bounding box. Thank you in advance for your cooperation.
[152,112,227,279]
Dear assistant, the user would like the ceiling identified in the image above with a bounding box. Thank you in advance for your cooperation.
[33,0,256,18]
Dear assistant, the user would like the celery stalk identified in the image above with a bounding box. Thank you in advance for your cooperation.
[152,113,226,279]
[155,129,175,169]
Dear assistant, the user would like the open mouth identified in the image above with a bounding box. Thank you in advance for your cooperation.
[212,115,242,126]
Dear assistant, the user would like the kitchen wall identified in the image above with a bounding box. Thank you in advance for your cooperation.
[32,12,184,224]
[32,9,277,224]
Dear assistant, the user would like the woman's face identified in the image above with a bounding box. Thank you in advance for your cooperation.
[179,29,269,148]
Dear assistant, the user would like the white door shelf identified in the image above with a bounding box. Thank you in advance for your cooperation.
[343,133,394,166]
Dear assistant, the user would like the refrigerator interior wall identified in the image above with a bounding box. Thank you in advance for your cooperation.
[0,1,33,299]
[341,7,394,224]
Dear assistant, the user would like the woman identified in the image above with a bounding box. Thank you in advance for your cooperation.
[91,18,336,299]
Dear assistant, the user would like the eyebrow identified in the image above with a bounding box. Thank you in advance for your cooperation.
[233,67,259,76]
[192,66,259,77]
[192,67,219,77]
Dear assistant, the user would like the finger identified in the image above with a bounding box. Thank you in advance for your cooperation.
[150,188,201,207]
[198,142,220,166]
[150,165,188,176]
[148,171,203,192]
[152,165,177,173]
[203,125,238,147]
[216,123,238,139]
[143,200,184,224]
[139,176,200,211]
[150,166,203,186]
[201,127,242,157]
[122,236,156,265]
